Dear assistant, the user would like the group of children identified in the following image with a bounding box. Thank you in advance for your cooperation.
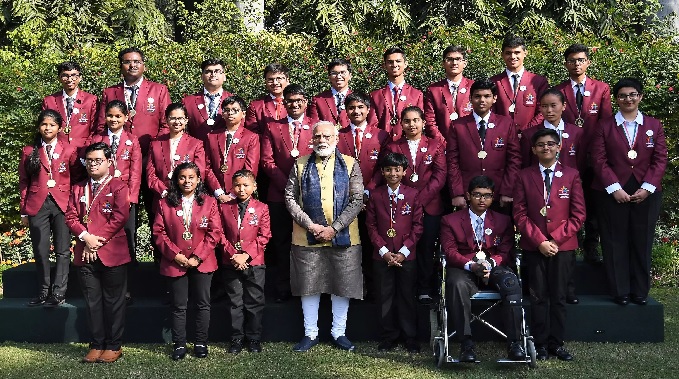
[17,35,666,363]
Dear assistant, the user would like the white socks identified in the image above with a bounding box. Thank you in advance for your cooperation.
[300,294,350,339]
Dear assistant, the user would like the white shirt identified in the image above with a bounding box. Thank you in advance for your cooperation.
[124,77,144,94]
[407,139,420,166]
[472,111,491,130]
[446,79,461,94]
[505,68,525,92]
[107,128,124,147]
[464,209,487,271]
[570,77,588,97]
[605,111,655,194]
[41,139,57,159]
[203,87,224,115]
[62,89,79,116]
[331,87,349,108]
[388,81,405,97]
[378,185,411,258]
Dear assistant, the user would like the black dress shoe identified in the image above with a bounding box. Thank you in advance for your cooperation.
[507,341,526,361]
[247,339,262,353]
[377,340,396,352]
[332,336,355,351]
[536,346,548,360]
[43,294,65,308]
[549,346,573,361]
[459,344,477,363]
[171,344,187,360]
[613,296,629,306]
[27,294,49,307]
[228,339,243,354]
[404,339,420,354]
[630,296,647,305]
[193,344,208,358]
[292,336,319,352]
[417,294,433,305]
[566,294,580,305]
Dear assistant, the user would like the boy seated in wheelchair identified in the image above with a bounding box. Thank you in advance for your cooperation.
[440,175,524,362]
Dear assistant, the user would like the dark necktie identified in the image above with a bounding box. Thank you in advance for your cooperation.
[129,85,139,108]
[478,120,487,144]
[576,84,584,111]
[336,93,345,112]
[543,168,553,197]
[66,97,74,119]
[512,74,520,96]
[111,135,119,152]
[225,133,233,151]
[450,84,458,108]
[208,93,219,118]
[238,201,248,221]
[45,144,52,161]
[92,181,100,195]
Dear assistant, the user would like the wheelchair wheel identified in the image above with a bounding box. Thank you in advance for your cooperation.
[429,308,440,347]
[433,339,446,368]
[526,338,537,368]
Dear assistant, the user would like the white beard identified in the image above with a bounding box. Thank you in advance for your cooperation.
[314,141,337,157]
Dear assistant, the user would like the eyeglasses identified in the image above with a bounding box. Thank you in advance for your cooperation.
[444,57,465,63]
[60,73,81,80]
[223,108,242,115]
[85,158,106,166]
[168,117,187,122]
[121,60,144,65]
[284,98,306,105]
[617,93,641,101]
[312,134,335,141]
[265,76,287,83]
[203,69,224,76]
[534,141,559,148]
[329,70,350,77]
[565,58,588,65]
[470,192,493,200]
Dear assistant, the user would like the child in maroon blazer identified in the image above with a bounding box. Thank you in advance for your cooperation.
[153,162,222,361]
[366,152,423,354]
[19,110,80,307]
[218,169,271,354]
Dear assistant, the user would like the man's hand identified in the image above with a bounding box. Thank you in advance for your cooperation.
[537,241,558,257]
[308,224,324,237]
[82,246,98,263]
[187,257,200,268]
[83,234,106,251]
[499,196,513,207]
[316,226,336,242]
[470,262,490,278]
[20,216,29,227]
[174,253,190,268]
[217,194,234,204]
[451,196,467,208]
[630,188,650,203]
[612,189,631,203]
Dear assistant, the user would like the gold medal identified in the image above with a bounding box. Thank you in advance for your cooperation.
[64,127,71,134]
[235,241,242,250]
[540,206,547,217]
[335,123,342,131]
[628,150,637,159]
[220,164,228,173]
[82,215,89,224]
[387,228,397,238]
[575,118,584,127]
[46,179,56,188]
[390,117,398,126]
[182,231,193,240]
[478,151,487,159]
[129,109,136,117]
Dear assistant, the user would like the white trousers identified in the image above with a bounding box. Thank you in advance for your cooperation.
[301,294,350,339]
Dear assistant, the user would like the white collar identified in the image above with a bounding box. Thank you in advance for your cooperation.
[539,162,558,173]
[543,119,565,131]
[107,128,124,139]
[62,89,78,100]
[468,209,487,223]
[90,174,109,186]
[388,81,405,92]
[615,111,644,126]
[124,77,144,89]
[446,78,462,88]
[407,138,421,145]
[387,185,401,197]
[331,87,349,97]
[506,68,525,80]
[203,87,223,97]
[570,77,588,88]
[286,115,305,124]
[351,122,367,133]
[472,111,491,124]
[42,139,57,149]
[182,194,195,204]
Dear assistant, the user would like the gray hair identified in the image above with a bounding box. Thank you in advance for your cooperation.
[312,121,339,136]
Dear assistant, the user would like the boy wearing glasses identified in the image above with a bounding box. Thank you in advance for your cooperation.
[42,61,99,148]
[440,175,523,362]
[424,45,475,140]
[309,59,353,129]
[591,78,666,306]
[245,63,290,134]
[514,128,585,361]
[183,59,235,142]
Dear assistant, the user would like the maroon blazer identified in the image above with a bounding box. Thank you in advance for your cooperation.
[42,90,99,148]
[153,195,222,277]
[85,130,143,203]
[367,84,425,141]
[146,134,208,200]
[490,71,549,131]
[97,80,172,154]
[19,141,80,216]
[366,184,424,261]
[591,115,667,192]
[260,116,316,202]
[218,198,271,267]
[384,136,447,215]
[245,95,287,134]
[513,163,586,251]
[65,178,131,267]
[182,90,235,142]
[424,77,475,140]
[520,122,585,172]
[204,127,260,194]
[336,124,390,192]
[440,209,512,269]
[308,89,352,128]
[446,113,521,198]
[555,78,613,152]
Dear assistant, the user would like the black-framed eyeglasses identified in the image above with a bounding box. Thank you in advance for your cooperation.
[470,192,493,200]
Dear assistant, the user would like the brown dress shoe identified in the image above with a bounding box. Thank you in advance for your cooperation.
[82,349,104,363]
[96,349,122,363]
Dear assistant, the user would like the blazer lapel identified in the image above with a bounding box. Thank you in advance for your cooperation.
[563,82,579,115]
[460,212,476,251]
[483,211,494,248]
[440,81,454,113]
[264,96,277,119]
[279,121,293,152]
[136,81,149,113]
[530,165,547,205]
[195,95,209,121]
[324,94,338,118]
[465,119,482,150]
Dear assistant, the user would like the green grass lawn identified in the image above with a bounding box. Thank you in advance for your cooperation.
[0,287,677,379]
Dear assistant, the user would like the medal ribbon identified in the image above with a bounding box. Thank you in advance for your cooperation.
[223,132,234,168]
[472,216,484,252]
[181,197,194,235]
[45,144,54,181]
[290,121,301,152]
[389,192,398,230]
[85,175,113,221]
[448,83,458,113]
[621,121,639,150]
[169,135,182,173]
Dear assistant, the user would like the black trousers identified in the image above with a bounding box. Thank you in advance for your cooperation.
[416,212,442,296]
[374,259,417,341]
[168,270,213,345]
[445,265,522,342]
[223,265,266,340]
[78,261,128,351]
[124,203,138,264]
[524,250,572,349]
[268,202,292,295]
[28,195,71,297]
[596,179,661,299]
[581,167,600,251]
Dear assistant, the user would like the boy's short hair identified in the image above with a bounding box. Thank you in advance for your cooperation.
[613,78,643,97]
[327,58,352,74]
[467,175,495,194]
[232,169,256,183]
[56,61,81,75]
[380,152,409,170]
[222,96,247,111]
[263,63,289,79]
[283,83,308,99]
[470,79,497,96]
[201,58,225,71]
[383,47,406,61]
[118,47,145,63]
[344,93,370,108]
[85,142,113,159]
[563,44,590,60]
[442,45,467,60]
[531,128,560,146]
[502,35,526,51]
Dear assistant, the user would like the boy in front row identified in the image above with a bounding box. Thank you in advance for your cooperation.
[218,170,271,354]
[366,152,423,353]
[513,128,585,361]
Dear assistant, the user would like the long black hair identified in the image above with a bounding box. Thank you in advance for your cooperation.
[27,109,62,177]
[166,162,206,207]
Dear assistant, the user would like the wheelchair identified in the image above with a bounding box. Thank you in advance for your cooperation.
[430,245,537,368]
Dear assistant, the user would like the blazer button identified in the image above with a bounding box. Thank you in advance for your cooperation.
[547,219,551,223]
[631,166,634,168]
[187,246,192,250]
[482,168,486,171]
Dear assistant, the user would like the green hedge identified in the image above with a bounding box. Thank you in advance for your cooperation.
[1,21,678,226]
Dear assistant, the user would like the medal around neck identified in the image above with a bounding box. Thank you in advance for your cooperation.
[182,231,193,240]
[478,151,487,159]
[410,173,419,182]
[475,251,486,260]
[387,228,397,238]
[628,150,637,159]
[290,149,299,158]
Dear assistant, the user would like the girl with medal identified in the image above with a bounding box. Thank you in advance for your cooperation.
[591,78,667,306]
[19,109,80,307]
[153,162,222,361]
[384,106,446,304]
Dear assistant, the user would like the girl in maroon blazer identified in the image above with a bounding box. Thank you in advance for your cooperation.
[153,162,222,361]
[19,109,80,307]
